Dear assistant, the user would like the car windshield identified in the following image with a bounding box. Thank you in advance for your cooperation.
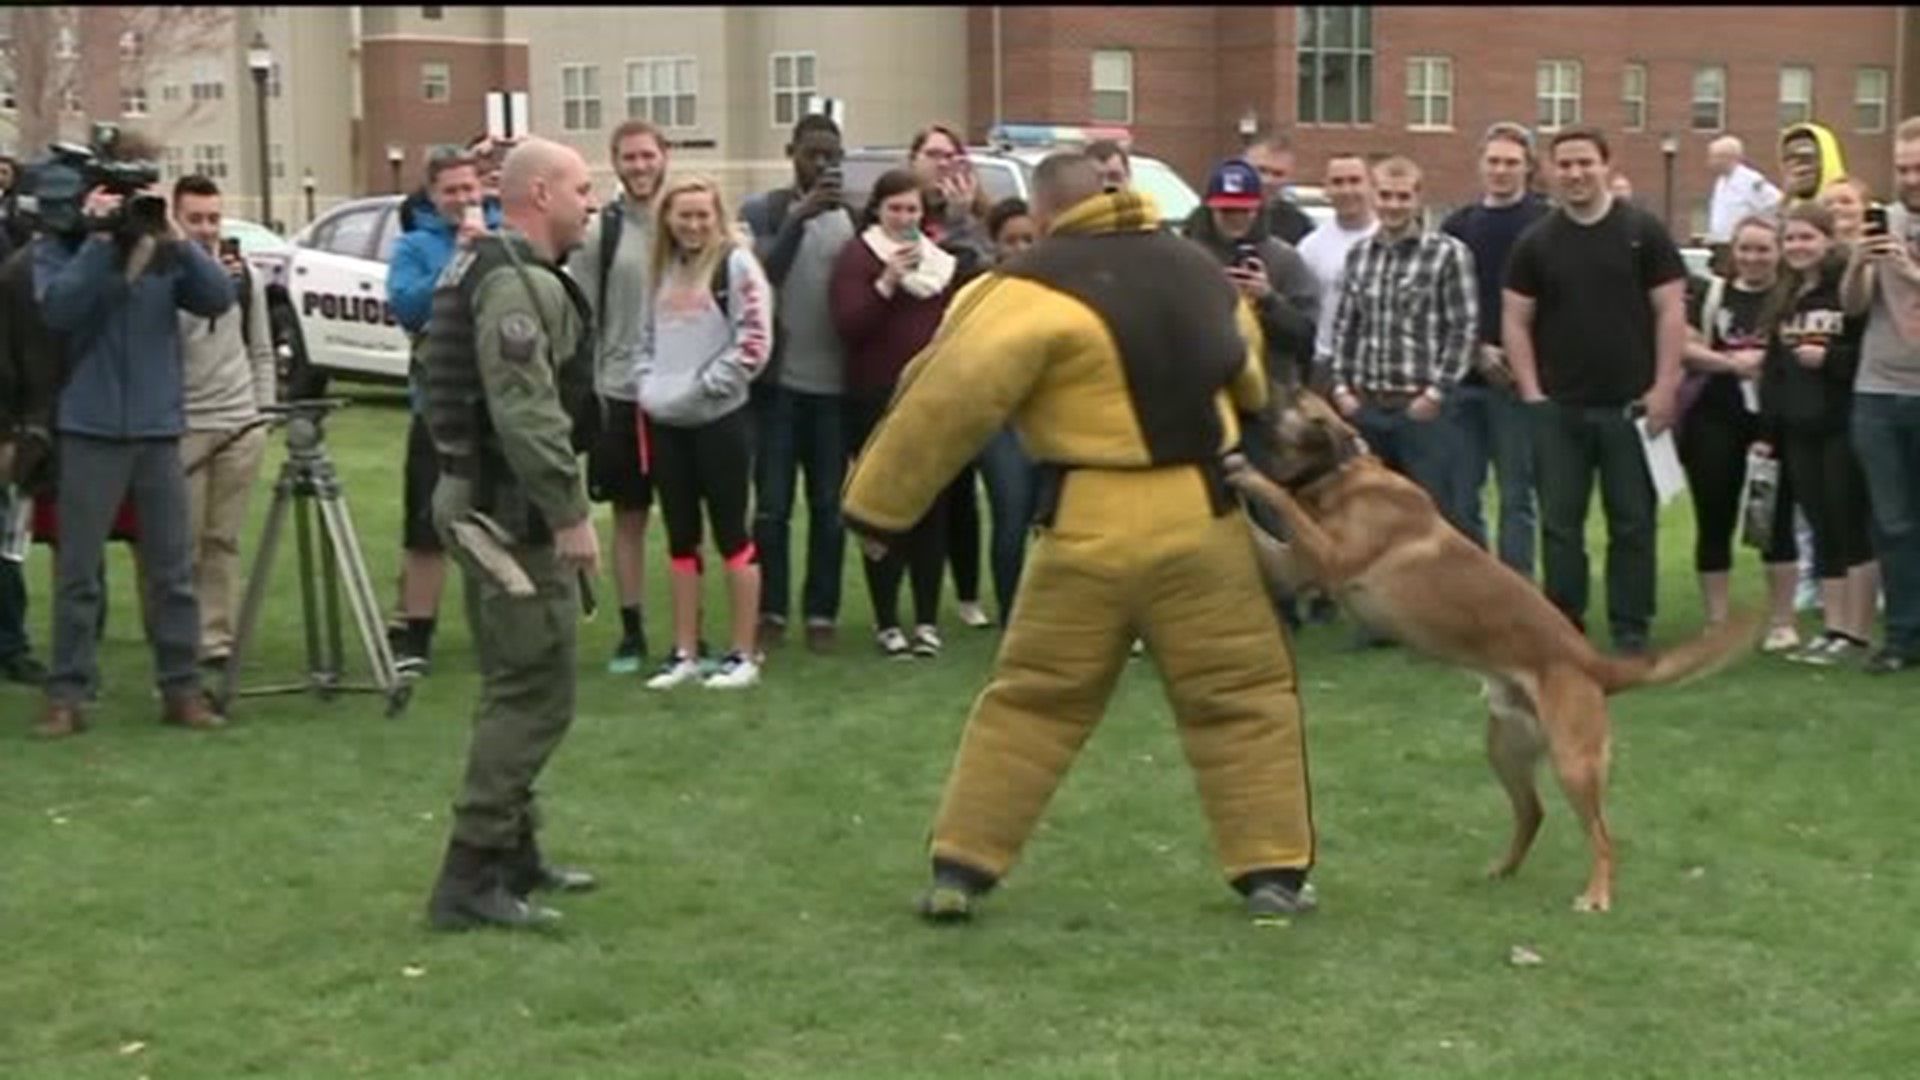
[1127,158,1200,224]
[222,219,288,253]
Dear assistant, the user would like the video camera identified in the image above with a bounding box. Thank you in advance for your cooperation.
[14,122,164,238]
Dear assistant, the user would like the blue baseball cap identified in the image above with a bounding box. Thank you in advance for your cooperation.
[1205,159,1264,210]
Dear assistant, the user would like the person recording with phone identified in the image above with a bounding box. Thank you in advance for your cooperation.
[28,131,236,738]
[172,176,276,678]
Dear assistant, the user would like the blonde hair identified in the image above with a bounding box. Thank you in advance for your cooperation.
[1820,175,1873,202]
[650,175,733,289]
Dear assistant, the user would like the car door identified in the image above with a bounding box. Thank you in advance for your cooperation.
[288,200,408,380]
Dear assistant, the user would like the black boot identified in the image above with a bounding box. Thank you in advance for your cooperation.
[426,839,563,931]
[915,857,998,924]
[1233,868,1319,923]
[503,827,599,899]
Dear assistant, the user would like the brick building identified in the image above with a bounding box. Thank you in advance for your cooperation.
[970,5,1917,232]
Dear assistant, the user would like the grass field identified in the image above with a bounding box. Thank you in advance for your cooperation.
[2,392,1915,1079]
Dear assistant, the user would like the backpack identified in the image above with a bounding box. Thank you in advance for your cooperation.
[236,261,257,351]
[596,202,735,321]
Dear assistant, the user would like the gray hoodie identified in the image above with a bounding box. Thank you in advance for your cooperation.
[634,245,775,427]
[180,268,276,429]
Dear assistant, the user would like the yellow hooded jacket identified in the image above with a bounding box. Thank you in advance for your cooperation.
[842,189,1269,539]
[1778,122,1847,207]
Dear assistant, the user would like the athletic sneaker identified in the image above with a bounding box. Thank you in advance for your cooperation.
[703,651,761,690]
[956,601,992,629]
[876,627,912,659]
[607,636,644,676]
[912,625,943,658]
[645,650,703,690]
[1761,624,1802,654]
[1788,632,1869,667]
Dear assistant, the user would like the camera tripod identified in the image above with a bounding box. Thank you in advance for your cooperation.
[216,401,411,719]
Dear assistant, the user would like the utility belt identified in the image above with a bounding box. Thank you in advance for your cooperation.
[1031,457,1236,529]
[439,450,552,546]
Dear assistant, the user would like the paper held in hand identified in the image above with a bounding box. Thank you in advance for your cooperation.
[1636,418,1687,507]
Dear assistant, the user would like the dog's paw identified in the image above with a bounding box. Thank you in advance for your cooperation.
[1570,892,1611,914]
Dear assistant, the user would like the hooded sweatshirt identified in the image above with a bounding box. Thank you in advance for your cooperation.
[634,245,774,428]
[35,235,235,439]
[1761,256,1863,436]
[1777,122,1846,209]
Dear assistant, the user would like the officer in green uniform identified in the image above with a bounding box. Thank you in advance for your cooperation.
[420,138,605,931]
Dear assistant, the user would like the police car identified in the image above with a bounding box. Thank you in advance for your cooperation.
[266,194,412,398]
[842,124,1203,233]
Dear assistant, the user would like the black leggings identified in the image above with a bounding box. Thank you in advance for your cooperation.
[1678,402,1797,571]
[647,408,755,566]
[945,464,982,604]
[847,393,947,629]
[1784,424,1875,579]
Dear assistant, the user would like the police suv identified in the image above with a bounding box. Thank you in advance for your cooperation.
[254,194,411,398]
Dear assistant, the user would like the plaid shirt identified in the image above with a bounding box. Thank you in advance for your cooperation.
[1329,228,1478,397]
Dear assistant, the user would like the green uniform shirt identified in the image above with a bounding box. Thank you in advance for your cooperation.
[472,232,591,535]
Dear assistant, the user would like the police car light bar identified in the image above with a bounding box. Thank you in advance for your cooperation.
[988,123,1134,150]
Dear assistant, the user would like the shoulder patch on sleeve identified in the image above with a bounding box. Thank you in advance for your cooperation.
[499,311,541,362]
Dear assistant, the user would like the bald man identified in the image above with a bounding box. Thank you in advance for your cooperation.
[1707,135,1783,246]
[421,137,606,931]
[844,152,1318,923]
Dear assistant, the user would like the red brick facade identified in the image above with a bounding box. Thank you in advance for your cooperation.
[973,6,1903,231]
[360,39,528,195]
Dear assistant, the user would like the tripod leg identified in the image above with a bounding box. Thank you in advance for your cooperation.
[292,488,329,691]
[316,476,406,708]
[319,509,347,685]
[221,466,296,713]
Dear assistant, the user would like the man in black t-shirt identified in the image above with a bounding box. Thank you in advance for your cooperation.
[1503,126,1689,654]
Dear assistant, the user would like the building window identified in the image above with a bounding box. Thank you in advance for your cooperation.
[560,63,601,132]
[421,61,451,104]
[422,6,443,19]
[1405,55,1452,131]
[2,80,14,113]
[121,85,149,118]
[56,26,77,61]
[191,58,225,102]
[1091,49,1133,125]
[1691,65,1726,132]
[62,87,83,114]
[120,30,144,62]
[1621,62,1647,132]
[1856,66,1890,133]
[162,84,183,103]
[1296,6,1374,125]
[771,51,817,129]
[268,63,282,99]
[270,143,286,181]
[192,144,229,180]
[1778,65,1814,128]
[1535,60,1581,132]
[161,146,185,180]
[625,57,697,129]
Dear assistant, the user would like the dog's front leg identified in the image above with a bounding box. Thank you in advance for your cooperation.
[1248,526,1313,594]
[1228,467,1356,586]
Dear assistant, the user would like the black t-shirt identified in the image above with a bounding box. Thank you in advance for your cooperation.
[1685,280,1770,418]
[1506,200,1688,406]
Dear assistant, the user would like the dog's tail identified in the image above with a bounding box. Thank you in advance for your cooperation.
[1595,608,1764,695]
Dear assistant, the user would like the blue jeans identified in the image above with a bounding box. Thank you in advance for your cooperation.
[0,486,29,663]
[1447,381,1536,576]
[752,386,846,624]
[977,428,1039,623]
[1352,401,1465,530]
[1852,393,1920,655]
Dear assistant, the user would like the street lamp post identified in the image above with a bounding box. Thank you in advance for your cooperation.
[1660,133,1680,236]
[302,168,316,224]
[247,32,274,232]
[387,146,405,194]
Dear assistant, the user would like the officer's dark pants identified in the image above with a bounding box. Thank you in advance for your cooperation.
[1529,400,1658,644]
[434,476,578,851]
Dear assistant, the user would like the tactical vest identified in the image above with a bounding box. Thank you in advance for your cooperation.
[421,233,599,471]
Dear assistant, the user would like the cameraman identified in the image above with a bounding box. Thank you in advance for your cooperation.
[30,163,235,738]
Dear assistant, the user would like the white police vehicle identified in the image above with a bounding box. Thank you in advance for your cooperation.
[256,194,412,398]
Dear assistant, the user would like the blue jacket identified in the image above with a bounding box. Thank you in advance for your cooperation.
[35,235,234,439]
[389,198,504,334]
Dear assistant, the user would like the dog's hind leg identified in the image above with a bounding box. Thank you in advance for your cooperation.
[1483,678,1547,881]
[1537,668,1615,913]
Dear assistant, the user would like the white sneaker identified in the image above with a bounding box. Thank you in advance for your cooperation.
[1762,625,1802,654]
[956,602,992,629]
[645,651,703,690]
[703,651,761,690]
[877,627,912,659]
[912,625,943,657]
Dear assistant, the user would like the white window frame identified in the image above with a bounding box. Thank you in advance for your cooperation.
[624,56,698,130]
[421,61,451,104]
[191,58,225,102]
[270,142,286,181]
[161,145,185,181]
[161,83,183,103]
[1091,49,1134,125]
[770,50,817,130]
[268,62,282,99]
[1295,6,1375,126]
[120,30,143,62]
[1621,62,1647,132]
[121,85,149,118]
[1535,60,1581,132]
[559,62,602,132]
[1691,65,1727,133]
[1405,55,1452,132]
[1855,66,1890,134]
[62,87,83,115]
[1778,65,1814,129]
[191,144,229,180]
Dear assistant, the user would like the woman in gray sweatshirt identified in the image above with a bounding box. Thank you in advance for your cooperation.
[634,176,775,691]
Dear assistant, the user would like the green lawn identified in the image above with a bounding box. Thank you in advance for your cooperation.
[2,394,1914,1079]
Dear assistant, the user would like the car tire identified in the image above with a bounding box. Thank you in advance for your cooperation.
[274,299,331,401]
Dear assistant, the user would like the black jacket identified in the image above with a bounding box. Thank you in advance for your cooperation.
[0,241,74,492]
[1760,257,1862,437]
